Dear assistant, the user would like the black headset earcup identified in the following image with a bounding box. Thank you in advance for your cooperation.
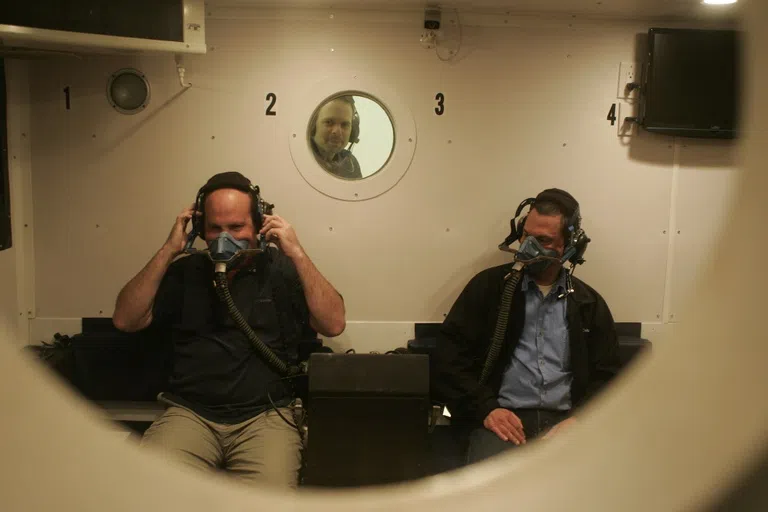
[191,191,205,238]
[350,110,360,143]
[515,214,528,241]
[568,230,590,264]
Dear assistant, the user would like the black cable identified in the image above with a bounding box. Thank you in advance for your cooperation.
[213,271,290,375]
[267,391,298,430]
[479,268,523,385]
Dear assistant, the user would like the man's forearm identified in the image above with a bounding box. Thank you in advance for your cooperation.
[113,245,176,332]
[291,252,346,337]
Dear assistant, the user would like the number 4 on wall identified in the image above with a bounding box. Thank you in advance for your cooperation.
[607,103,616,126]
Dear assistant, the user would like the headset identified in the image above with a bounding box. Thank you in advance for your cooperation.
[183,172,274,253]
[501,189,590,266]
[309,95,361,148]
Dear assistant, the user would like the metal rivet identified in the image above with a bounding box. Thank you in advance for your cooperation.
[96,224,100,228]
[408,138,413,142]
[663,230,667,234]
[92,134,96,138]
[446,228,450,232]
[562,143,567,146]
[329,227,333,231]
[211,135,215,139]
[448,140,452,144]
[292,134,297,138]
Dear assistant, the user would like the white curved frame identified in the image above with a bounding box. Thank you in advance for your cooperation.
[2,5,767,510]
[288,76,417,201]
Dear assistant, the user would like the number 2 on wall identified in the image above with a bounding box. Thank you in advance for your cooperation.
[265,93,277,116]
[435,92,445,116]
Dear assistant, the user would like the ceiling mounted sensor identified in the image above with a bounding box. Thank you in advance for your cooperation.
[107,69,151,115]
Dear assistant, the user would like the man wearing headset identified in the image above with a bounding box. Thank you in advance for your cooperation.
[430,188,619,463]
[310,95,363,180]
[112,171,346,488]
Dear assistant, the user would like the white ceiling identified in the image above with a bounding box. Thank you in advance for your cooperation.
[206,0,741,22]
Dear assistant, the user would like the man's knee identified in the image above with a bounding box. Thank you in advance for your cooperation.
[141,407,222,471]
[226,409,303,488]
[466,427,516,464]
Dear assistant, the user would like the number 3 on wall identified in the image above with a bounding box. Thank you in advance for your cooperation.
[435,92,445,116]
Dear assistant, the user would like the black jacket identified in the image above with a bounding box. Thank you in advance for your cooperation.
[430,264,620,425]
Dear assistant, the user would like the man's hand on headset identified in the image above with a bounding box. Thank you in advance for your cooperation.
[259,214,305,260]
[163,204,197,257]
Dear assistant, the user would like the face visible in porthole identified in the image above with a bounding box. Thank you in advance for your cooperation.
[308,94,394,181]
[312,98,356,160]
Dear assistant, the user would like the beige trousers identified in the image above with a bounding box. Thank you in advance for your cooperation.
[141,404,303,488]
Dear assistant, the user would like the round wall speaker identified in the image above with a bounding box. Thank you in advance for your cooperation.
[106,68,151,115]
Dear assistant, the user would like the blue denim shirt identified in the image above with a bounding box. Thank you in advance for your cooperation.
[498,270,573,411]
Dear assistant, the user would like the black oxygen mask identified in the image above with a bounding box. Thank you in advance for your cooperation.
[207,232,251,263]
[515,236,560,276]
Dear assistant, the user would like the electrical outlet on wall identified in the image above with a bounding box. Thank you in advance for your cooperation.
[617,61,639,99]
[617,102,638,137]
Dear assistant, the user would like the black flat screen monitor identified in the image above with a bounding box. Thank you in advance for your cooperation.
[641,28,740,139]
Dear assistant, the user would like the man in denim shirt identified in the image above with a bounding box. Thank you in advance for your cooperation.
[431,189,619,463]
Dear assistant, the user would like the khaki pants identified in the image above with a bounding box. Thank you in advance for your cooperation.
[141,404,303,488]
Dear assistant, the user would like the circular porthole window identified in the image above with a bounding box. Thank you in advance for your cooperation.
[307,94,395,181]
[106,68,151,115]
[289,76,417,202]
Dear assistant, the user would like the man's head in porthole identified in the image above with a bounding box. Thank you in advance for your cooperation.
[310,95,362,180]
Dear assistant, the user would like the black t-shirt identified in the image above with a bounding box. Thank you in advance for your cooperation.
[152,248,315,424]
